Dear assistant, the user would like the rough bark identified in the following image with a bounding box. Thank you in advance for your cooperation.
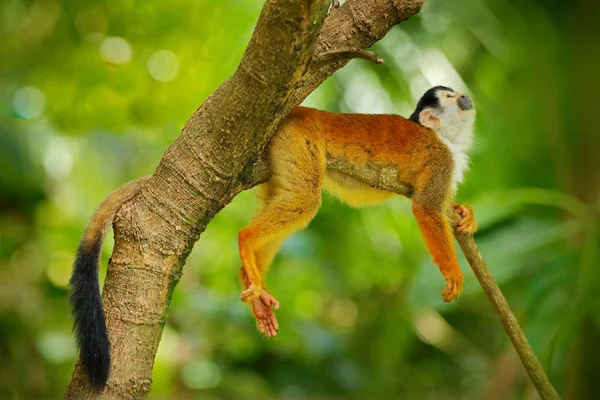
[64,0,425,398]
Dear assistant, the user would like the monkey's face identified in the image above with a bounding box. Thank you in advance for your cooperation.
[438,89,474,113]
[410,86,476,144]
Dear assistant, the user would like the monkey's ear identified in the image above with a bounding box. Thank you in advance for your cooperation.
[419,109,440,130]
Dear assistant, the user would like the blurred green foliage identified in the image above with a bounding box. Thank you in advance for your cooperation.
[1,0,599,399]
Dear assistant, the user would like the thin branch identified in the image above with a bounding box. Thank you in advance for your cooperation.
[294,0,425,103]
[317,47,384,64]
[451,217,561,400]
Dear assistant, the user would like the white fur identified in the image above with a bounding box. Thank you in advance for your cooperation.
[424,91,476,192]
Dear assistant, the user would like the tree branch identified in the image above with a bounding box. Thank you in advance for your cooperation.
[452,225,560,400]
[317,47,384,64]
[294,0,425,103]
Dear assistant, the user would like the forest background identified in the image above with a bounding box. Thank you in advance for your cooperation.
[1,0,599,398]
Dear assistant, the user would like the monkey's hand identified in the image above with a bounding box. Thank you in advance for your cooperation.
[251,289,280,338]
[453,203,477,235]
[441,270,464,302]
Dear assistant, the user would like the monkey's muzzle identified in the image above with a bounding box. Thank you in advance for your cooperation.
[457,95,474,111]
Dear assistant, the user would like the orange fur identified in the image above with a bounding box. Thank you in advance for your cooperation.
[239,106,469,306]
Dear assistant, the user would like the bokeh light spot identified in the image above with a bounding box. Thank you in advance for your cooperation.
[43,136,73,181]
[147,50,180,82]
[100,36,133,65]
[13,86,45,119]
[36,331,76,363]
[181,359,221,389]
[329,299,358,328]
[46,251,73,288]
[413,308,454,349]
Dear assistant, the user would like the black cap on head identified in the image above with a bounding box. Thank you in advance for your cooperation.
[409,86,454,124]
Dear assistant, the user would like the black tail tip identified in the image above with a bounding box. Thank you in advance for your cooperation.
[70,238,111,391]
[81,343,110,391]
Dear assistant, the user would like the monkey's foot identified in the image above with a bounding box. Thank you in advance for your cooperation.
[240,282,262,303]
[441,273,463,302]
[252,290,280,338]
[453,204,477,234]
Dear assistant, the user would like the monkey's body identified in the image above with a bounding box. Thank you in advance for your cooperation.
[240,88,477,337]
[242,107,456,267]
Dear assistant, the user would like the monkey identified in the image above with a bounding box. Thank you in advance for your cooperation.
[68,86,477,388]
[238,86,478,338]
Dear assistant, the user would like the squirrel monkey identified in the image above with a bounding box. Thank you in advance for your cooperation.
[68,86,477,387]
[238,86,478,337]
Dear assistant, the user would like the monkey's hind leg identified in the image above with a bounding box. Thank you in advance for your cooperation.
[238,188,322,301]
[239,191,321,337]
[238,133,325,335]
[238,190,322,337]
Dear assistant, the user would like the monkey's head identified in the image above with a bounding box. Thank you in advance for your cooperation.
[409,86,475,144]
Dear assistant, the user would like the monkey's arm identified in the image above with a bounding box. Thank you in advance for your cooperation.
[412,198,463,302]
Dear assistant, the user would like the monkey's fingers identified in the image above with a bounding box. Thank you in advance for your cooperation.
[441,275,463,302]
[457,218,477,233]
[454,204,477,234]
[453,204,468,217]
[458,221,477,235]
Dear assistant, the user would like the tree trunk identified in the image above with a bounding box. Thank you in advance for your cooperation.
[64,0,424,398]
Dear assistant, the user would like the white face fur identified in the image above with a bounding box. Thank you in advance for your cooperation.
[419,89,476,190]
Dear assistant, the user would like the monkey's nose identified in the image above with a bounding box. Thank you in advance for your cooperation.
[457,95,473,111]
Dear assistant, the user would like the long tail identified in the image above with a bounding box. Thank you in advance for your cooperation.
[69,176,149,390]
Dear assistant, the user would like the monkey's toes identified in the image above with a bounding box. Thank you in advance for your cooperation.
[441,275,463,302]
[241,283,261,303]
[253,296,280,338]
[264,314,279,338]
[260,290,280,310]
